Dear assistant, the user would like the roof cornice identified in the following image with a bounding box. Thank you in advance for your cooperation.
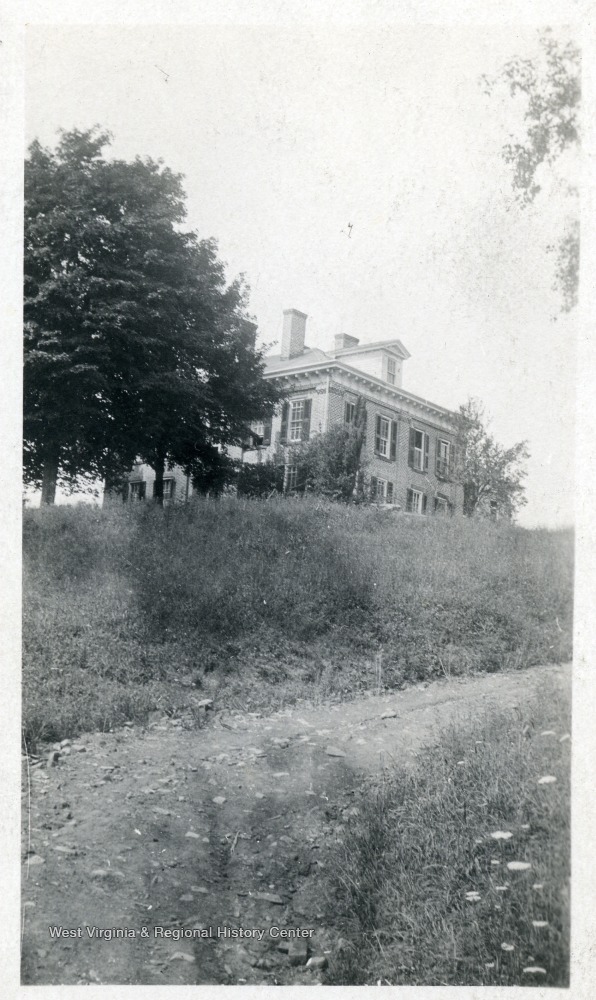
[264,359,456,421]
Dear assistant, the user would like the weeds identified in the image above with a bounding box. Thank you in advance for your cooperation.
[22,497,573,746]
[324,677,571,986]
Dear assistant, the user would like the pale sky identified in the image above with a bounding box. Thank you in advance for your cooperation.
[25,24,578,526]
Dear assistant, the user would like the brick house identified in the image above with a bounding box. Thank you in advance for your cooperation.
[115,307,463,515]
[118,461,194,505]
[241,309,463,515]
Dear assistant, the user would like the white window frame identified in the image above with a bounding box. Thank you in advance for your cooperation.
[129,481,145,502]
[412,429,427,471]
[289,400,306,442]
[286,465,298,491]
[373,478,394,502]
[345,401,355,424]
[386,356,396,385]
[375,416,391,457]
[437,439,450,476]
[407,487,424,514]
[435,493,450,516]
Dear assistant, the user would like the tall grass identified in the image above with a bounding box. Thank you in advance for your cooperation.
[324,677,570,986]
[22,497,573,745]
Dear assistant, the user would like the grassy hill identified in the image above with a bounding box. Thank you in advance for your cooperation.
[22,497,573,747]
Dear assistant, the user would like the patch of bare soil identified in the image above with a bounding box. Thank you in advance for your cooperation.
[21,663,567,985]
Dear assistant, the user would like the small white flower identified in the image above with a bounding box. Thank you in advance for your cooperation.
[491,859,500,866]
[465,890,481,901]
[523,966,546,975]
[537,775,557,784]
[495,885,509,892]
[532,883,544,890]
[507,861,532,871]
[541,730,556,737]
[485,962,495,968]
[532,920,548,928]
[457,760,465,765]
[491,831,513,840]
[501,943,515,952]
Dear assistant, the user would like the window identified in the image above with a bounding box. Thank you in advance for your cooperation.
[128,481,146,502]
[370,477,394,502]
[386,357,396,385]
[286,465,298,491]
[289,400,305,441]
[152,478,175,501]
[280,398,312,443]
[375,416,390,456]
[408,428,429,471]
[345,401,355,424]
[436,439,451,478]
[434,494,451,516]
[406,487,427,514]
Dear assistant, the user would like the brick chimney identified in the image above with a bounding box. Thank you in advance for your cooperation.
[334,333,360,351]
[280,309,307,360]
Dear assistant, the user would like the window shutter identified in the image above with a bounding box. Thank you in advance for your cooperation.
[280,402,289,443]
[422,493,427,514]
[370,476,378,499]
[423,433,429,471]
[435,440,441,477]
[390,420,397,461]
[408,428,415,468]
[386,481,394,502]
[122,483,129,503]
[262,418,272,446]
[375,415,382,454]
[406,488,413,512]
[301,399,312,441]
[139,482,146,500]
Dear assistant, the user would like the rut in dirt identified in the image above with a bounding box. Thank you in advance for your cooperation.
[21,663,566,986]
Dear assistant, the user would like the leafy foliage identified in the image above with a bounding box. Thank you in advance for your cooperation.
[455,398,529,519]
[237,458,285,498]
[24,128,281,502]
[484,30,580,312]
[290,395,367,500]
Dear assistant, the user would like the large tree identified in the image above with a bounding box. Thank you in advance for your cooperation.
[24,128,281,503]
[455,398,529,519]
[484,30,580,312]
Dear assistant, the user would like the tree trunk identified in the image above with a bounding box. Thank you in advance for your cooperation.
[40,442,60,505]
[153,453,166,506]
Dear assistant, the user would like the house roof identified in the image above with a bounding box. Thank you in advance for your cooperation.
[264,346,329,373]
[332,338,411,361]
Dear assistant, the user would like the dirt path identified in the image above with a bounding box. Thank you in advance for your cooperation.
[21,662,569,986]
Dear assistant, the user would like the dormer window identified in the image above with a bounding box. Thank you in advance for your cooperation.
[386,357,396,385]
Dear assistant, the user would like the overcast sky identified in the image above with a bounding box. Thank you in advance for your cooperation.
[25,24,578,526]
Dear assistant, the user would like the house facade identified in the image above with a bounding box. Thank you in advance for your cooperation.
[114,461,193,505]
[113,307,463,515]
[242,309,463,515]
